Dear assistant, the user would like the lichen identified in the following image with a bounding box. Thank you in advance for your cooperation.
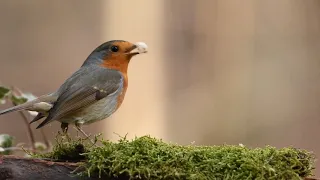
[33,134,316,180]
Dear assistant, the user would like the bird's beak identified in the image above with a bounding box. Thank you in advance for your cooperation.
[127,42,148,56]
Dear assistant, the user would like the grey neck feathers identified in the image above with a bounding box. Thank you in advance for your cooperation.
[81,51,108,67]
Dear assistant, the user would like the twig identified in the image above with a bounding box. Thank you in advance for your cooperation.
[1,146,34,152]
[40,128,50,150]
[10,86,36,151]
[17,109,36,150]
[11,86,51,151]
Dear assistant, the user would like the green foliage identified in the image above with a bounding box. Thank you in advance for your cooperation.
[10,95,28,105]
[36,135,315,180]
[0,86,10,104]
[0,85,48,155]
[0,134,14,155]
[33,134,91,162]
[0,85,34,105]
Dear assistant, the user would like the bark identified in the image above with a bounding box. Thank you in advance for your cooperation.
[0,155,103,180]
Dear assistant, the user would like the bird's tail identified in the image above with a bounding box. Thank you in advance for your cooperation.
[0,94,57,116]
[0,105,28,115]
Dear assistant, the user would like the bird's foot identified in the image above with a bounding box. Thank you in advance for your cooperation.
[74,124,96,145]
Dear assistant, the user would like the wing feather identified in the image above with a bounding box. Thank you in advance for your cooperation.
[36,66,123,129]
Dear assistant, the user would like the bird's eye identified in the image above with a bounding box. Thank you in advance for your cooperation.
[110,45,119,52]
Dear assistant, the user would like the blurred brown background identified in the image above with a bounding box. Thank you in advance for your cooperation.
[0,0,320,176]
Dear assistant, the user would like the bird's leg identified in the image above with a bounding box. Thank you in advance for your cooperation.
[74,123,95,145]
[60,122,71,141]
[61,122,69,134]
[75,125,89,138]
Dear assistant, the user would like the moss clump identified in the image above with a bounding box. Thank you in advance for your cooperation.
[36,135,315,180]
[34,134,92,162]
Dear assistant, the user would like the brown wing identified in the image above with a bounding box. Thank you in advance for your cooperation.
[36,65,123,129]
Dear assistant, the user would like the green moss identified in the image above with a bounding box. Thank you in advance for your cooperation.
[33,133,92,162]
[35,135,316,180]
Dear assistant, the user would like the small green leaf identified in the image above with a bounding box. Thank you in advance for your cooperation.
[11,94,28,105]
[0,86,11,103]
[0,134,13,155]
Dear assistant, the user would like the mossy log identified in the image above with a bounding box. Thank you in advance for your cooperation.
[0,155,103,180]
[0,155,318,180]
[0,135,317,180]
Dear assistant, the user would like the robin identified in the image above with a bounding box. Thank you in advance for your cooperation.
[0,40,148,138]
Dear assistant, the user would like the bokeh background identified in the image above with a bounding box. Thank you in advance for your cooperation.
[0,0,320,176]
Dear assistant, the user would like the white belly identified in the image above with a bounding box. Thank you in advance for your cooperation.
[58,94,119,125]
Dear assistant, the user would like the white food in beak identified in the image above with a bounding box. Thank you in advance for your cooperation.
[134,42,148,53]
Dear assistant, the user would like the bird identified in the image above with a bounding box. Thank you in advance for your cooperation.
[0,40,148,138]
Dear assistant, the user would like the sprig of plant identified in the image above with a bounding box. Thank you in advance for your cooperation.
[0,85,51,155]
[0,134,13,155]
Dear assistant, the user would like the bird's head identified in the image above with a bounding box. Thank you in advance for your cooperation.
[82,40,148,71]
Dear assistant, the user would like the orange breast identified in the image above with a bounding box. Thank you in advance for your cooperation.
[116,72,128,110]
[99,53,130,110]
